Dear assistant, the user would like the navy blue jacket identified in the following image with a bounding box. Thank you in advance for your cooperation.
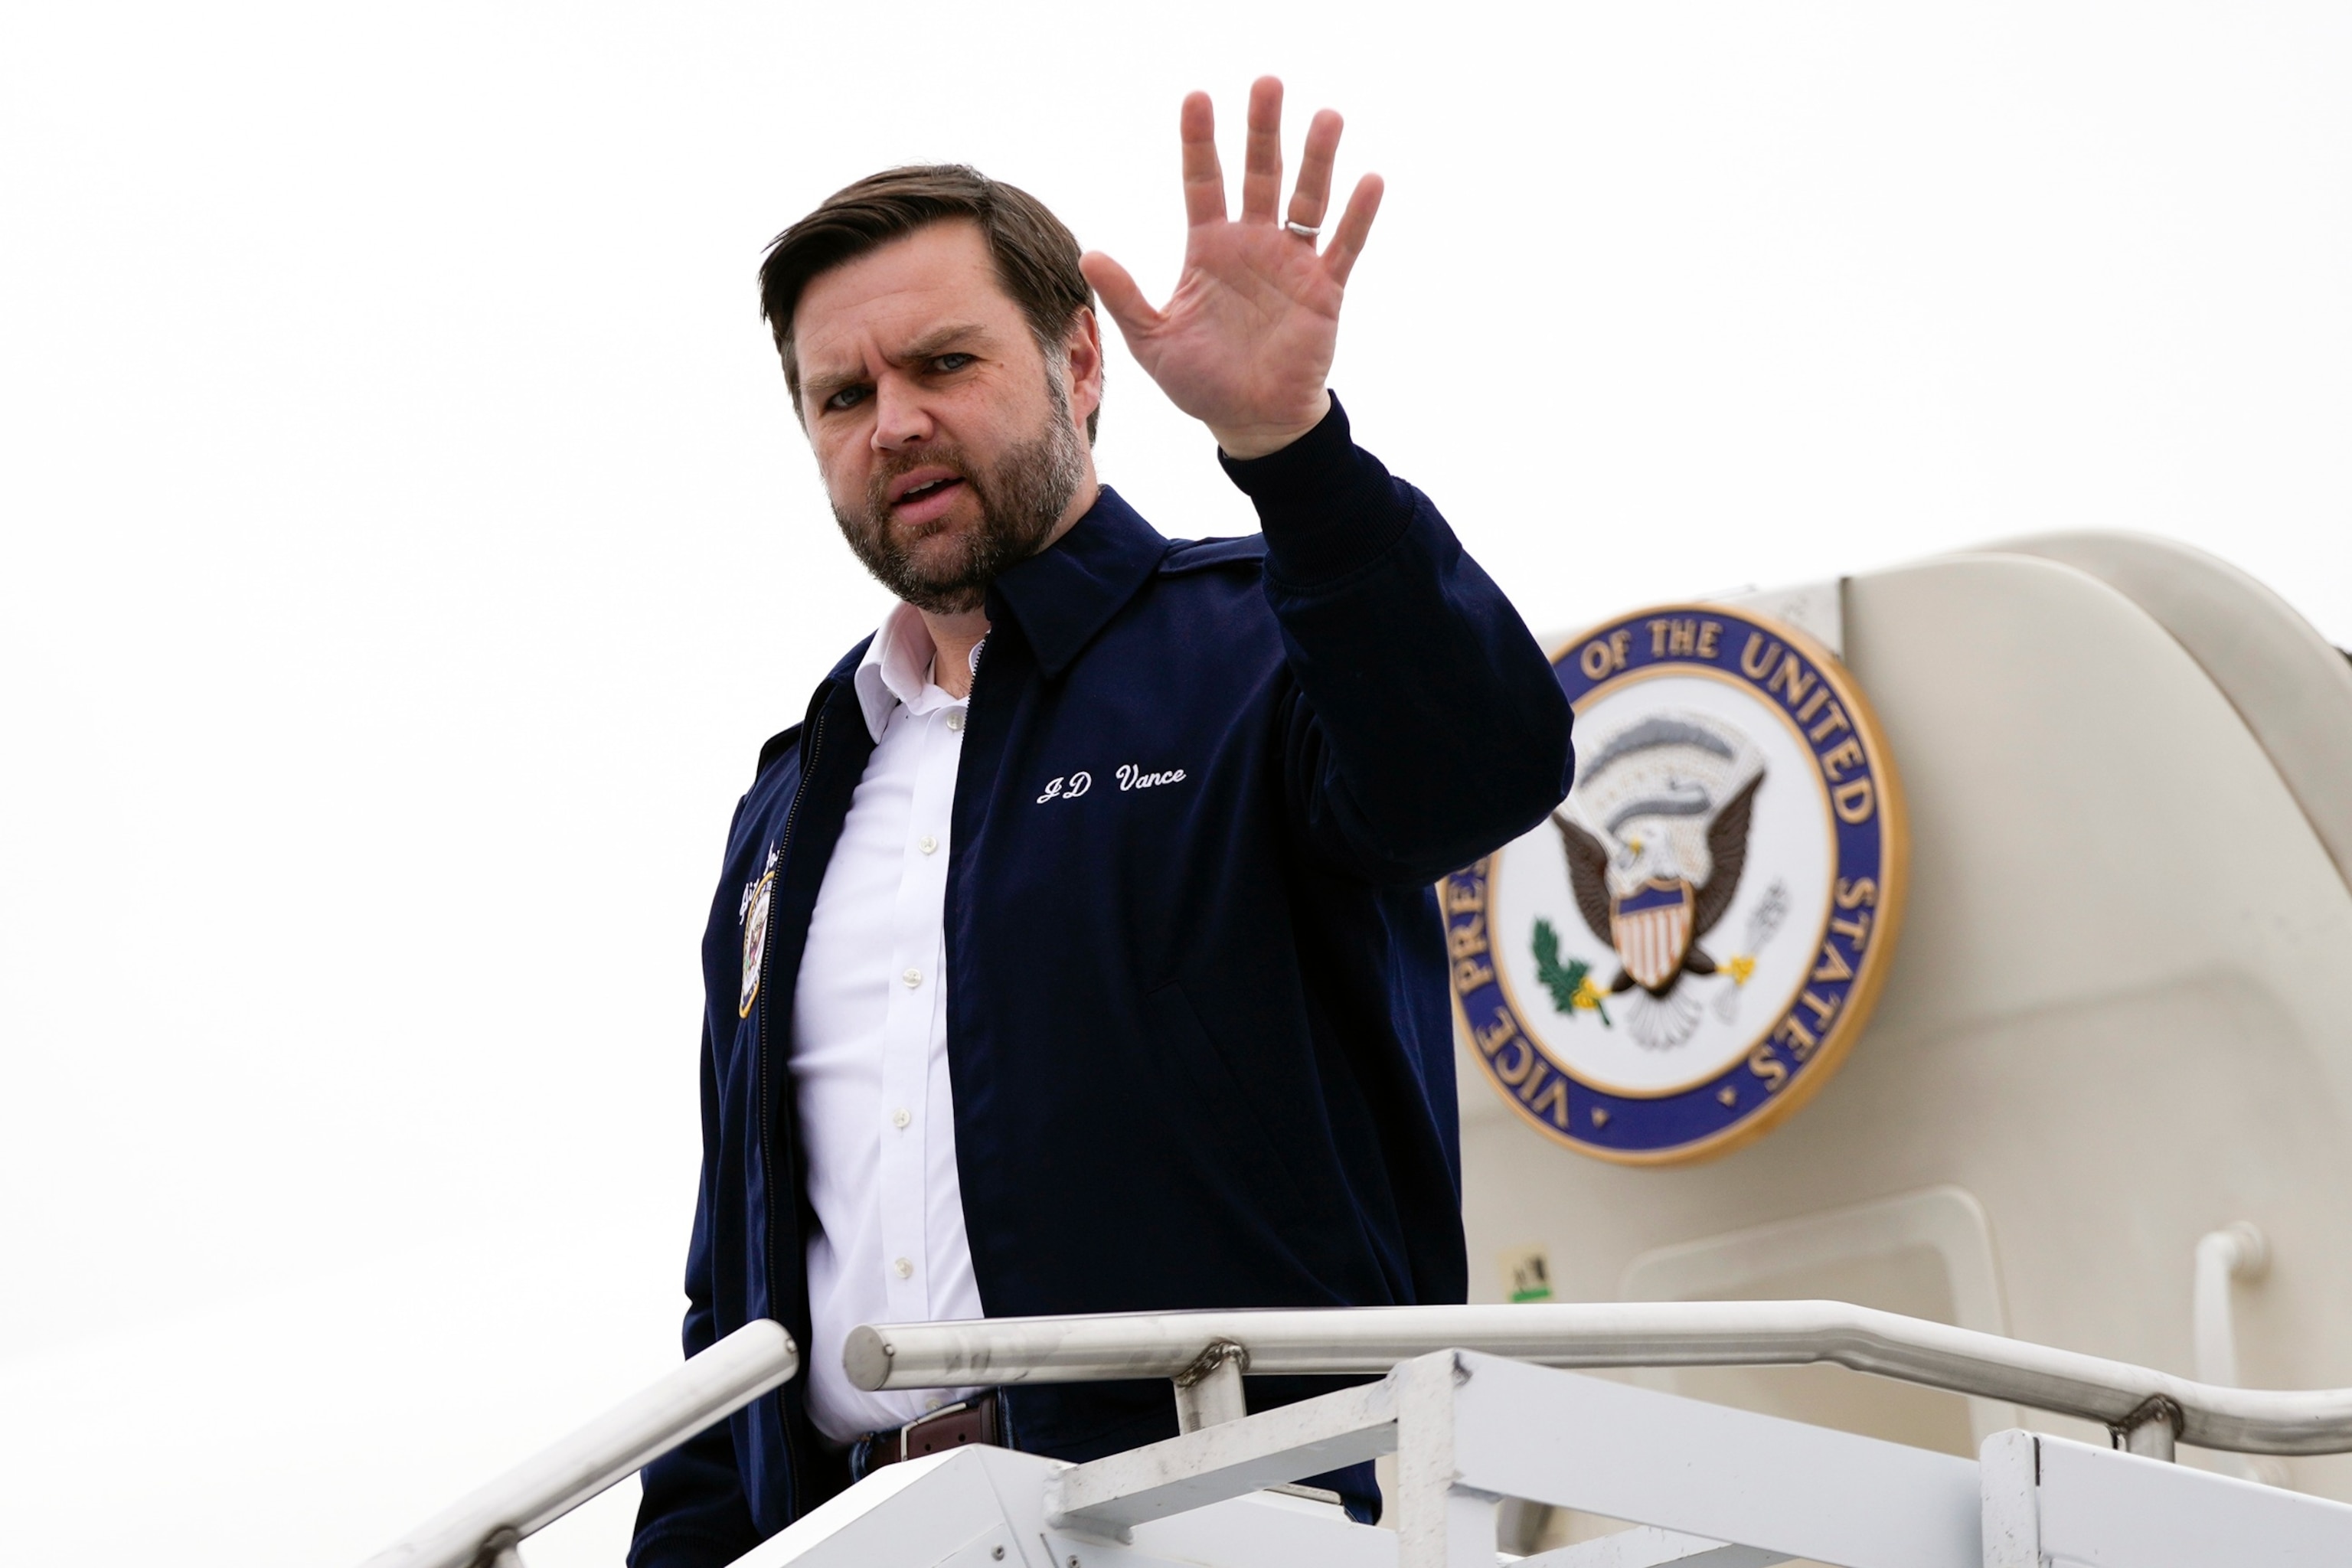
[629,400,1573,1567]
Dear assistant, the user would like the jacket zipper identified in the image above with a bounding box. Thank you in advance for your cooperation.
[757,704,827,1519]
[964,632,991,721]
[949,636,998,1438]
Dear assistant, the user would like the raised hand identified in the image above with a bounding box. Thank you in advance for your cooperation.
[1081,77,1383,459]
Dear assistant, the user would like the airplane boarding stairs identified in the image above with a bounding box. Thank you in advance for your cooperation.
[361,1302,2352,1568]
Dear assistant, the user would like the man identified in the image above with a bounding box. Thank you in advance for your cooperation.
[629,78,1573,1567]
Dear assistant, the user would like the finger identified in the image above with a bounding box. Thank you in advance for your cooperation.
[1321,172,1383,286]
[1180,90,1226,229]
[1240,75,1284,224]
[1288,107,1342,234]
[1079,251,1164,342]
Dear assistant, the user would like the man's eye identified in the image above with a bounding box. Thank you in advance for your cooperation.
[932,353,975,373]
[824,386,868,411]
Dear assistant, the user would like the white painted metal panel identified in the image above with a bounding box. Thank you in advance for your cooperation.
[1439,1352,1978,1568]
[733,1449,1016,1568]
[1131,1488,1394,1568]
[738,1445,1393,1568]
[1619,1185,2020,1446]
[1994,531,2352,892]
[1518,1525,1792,1566]
[1981,1429,2352,1568]
[1043,1352,1981,1568]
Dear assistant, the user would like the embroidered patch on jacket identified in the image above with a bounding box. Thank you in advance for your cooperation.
[1441,604,1906,1165]
[738,847,777,1019]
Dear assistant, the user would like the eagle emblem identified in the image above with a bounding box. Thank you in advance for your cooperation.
[1552,713,1764,1049]
[738,844,779,1019]
[1442,603,1904,1163]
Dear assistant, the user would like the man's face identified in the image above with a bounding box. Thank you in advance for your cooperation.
[792,220,1101,616]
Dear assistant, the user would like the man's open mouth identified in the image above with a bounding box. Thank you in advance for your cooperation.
[888,470,967,510]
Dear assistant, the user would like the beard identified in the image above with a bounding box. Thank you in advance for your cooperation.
[832,376,1087,616]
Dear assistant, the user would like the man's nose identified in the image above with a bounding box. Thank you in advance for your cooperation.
[869,375,935,451]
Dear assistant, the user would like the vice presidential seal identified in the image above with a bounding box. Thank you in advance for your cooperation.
[739,847,777,1019]
[1444,605,1906,1163]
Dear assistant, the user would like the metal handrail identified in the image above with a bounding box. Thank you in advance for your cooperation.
[844,1299,2352,1456]
[360,1320,798,1568]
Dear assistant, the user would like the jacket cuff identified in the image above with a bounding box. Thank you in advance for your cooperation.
[1218,393,1414,585]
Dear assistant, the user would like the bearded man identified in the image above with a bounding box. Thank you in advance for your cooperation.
[629,78,1573,1567]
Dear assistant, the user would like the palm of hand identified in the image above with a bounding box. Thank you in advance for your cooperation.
[1134,223,1341,445]
[1081,79,1382,459]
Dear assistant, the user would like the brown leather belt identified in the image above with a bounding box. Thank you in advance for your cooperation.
[857,1391,1001,1475]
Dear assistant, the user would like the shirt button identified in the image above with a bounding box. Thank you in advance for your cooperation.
[891,1107,911,1129]
[893,1256,913,1279]
[918,835,938,855]
[901,967,922,988]
[945,710,965,733]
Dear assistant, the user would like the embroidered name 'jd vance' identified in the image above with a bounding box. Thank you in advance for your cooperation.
[1035,763,1190,804]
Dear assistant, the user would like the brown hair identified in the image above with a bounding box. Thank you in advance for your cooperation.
[760,165,1099,439]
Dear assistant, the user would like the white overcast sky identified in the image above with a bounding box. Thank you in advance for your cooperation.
[4,4,2348,1564]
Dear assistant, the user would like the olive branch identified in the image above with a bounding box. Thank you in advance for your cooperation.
[1532,917,1611,1027]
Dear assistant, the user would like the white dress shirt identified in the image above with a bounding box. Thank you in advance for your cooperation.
[789,603,988,1444]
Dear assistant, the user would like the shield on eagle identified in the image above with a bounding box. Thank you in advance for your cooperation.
[1610,877,1696,991]
[1553,710,1766,1006]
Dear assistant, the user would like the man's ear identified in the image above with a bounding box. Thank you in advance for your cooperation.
[1063,306,1106,434]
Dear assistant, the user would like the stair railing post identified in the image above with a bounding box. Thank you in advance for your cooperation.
[1171,1340,1250,1432]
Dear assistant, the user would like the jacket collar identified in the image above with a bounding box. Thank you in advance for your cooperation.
[756,630,876,779]
[984,486,1167,678]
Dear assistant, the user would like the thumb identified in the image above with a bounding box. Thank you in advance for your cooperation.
[1080,251,1161,346]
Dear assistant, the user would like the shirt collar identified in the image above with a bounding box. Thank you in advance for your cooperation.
[851,602,979,743]
[984,486,1168,678]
